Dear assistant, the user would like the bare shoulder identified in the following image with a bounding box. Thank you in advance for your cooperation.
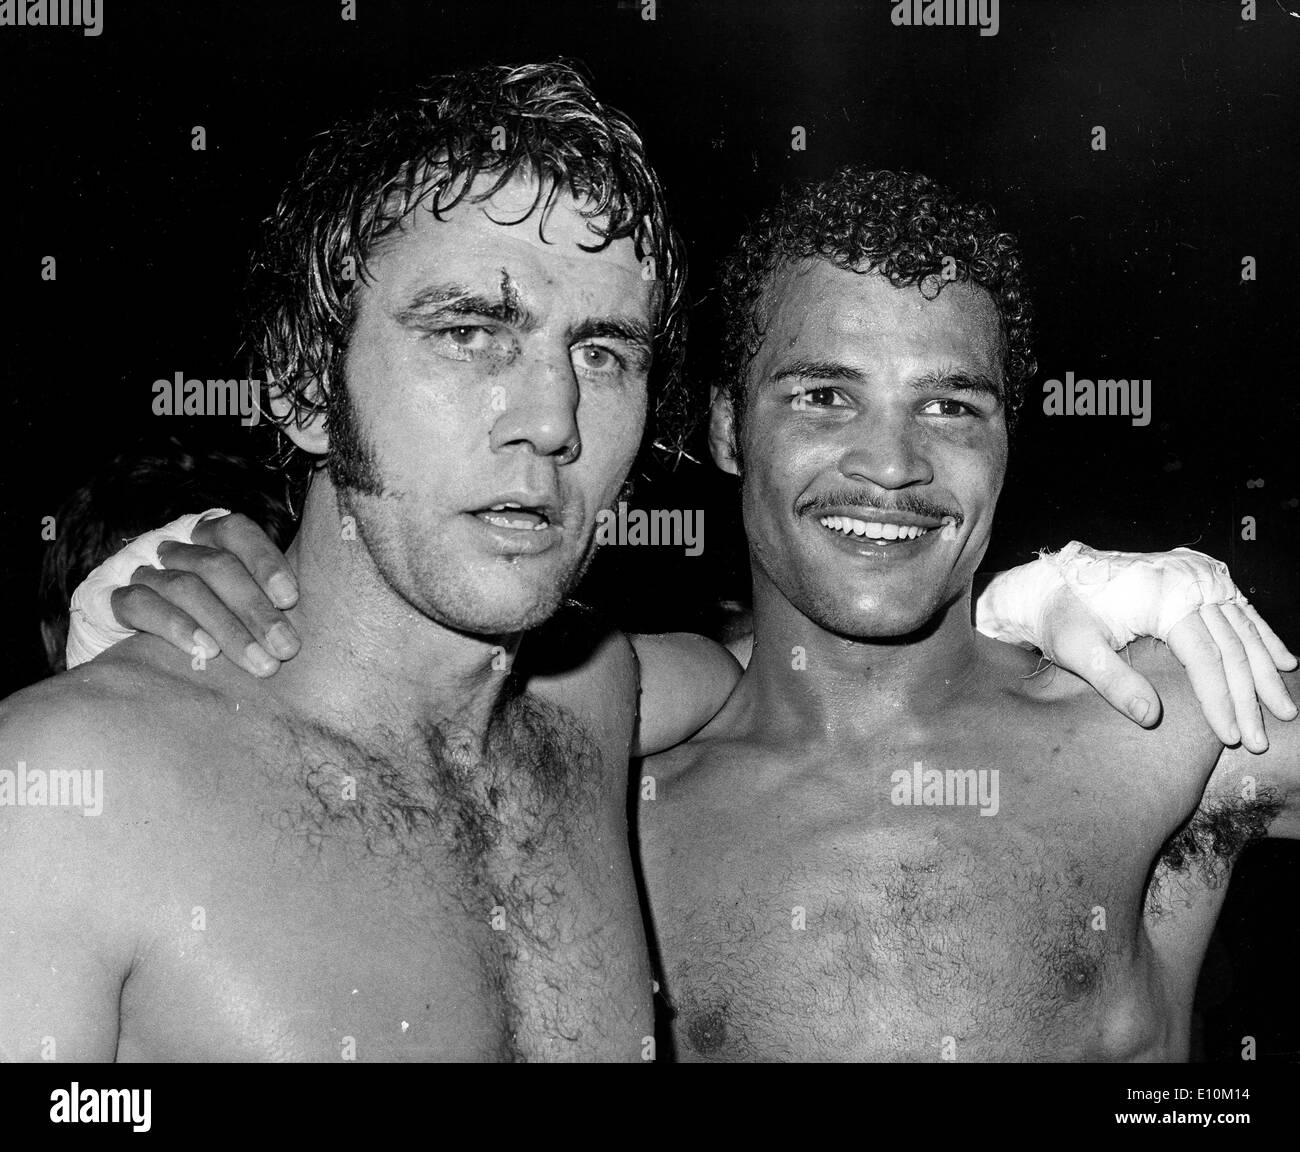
[0,634,240,836]
[980,635,1225,811]
[520,602,639,753]
[999,635,1218,740]
[0,638,215,967]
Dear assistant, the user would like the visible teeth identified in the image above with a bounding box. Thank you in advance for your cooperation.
[481,513,549,530]
[818,516,930,540]
[489,502,522,512]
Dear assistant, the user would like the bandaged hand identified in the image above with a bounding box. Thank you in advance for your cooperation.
[66,509,300,678]
[977,543,1298,751]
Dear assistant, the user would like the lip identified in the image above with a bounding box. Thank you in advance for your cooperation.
[464,511,562,556]
[463,490,564,557]
[812,506,947,530]
[808,508,952,559]
[469,490,559,521]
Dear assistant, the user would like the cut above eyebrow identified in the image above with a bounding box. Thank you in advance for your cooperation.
[394,282,537,329]
[395,282,654,367]
[771,359,1003,402]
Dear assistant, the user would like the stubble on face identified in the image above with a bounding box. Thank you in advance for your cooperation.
[317,176,654,639]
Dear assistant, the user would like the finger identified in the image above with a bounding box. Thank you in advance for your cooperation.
[1222,602,1298,723]
[120,567,283,677]
[109,584,220,662]
[1196,605,1266,752]
[192,511,298,609]
[1044,603,1161,726]
[1238,601,1298,672]
[1165,614,1240,747]
[154,542,300,662]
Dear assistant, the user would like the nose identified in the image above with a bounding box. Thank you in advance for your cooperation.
[836,409,932,491]
[489,354,581,462]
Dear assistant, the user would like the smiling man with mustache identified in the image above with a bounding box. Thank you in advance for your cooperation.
[638,168,1300,1060]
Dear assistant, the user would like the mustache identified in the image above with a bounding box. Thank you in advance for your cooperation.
[796,489,964,527]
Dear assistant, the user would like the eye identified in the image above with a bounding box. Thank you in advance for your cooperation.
[790,386,848,409]
[436,325,494,350]
[921,398,978,417]
[573,344,623,375]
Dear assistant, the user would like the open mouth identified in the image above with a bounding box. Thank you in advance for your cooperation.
[817,514,936,544]
[474,501,552,531]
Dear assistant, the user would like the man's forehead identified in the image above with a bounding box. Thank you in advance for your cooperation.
[760,258,1003,366]
[365,173,643,301]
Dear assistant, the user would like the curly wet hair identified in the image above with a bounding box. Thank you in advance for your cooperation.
[245,60,689,495]
[718,167,1036,439]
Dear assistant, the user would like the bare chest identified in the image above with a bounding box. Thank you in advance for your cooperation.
[118,711,652,1062]
[640,739,1226,1062]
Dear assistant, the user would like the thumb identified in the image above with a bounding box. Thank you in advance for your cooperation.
[1043,594,1162,727]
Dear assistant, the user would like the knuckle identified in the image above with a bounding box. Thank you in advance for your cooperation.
[196,512,240,546]
[112,584,156,622]
[1191,635,1224,667]
[157,568,204,597]
[212,511,252,541]
[192,546,245,582]
[112,583,148,611]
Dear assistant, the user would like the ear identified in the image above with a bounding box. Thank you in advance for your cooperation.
[40,620,65,673]
[708,385,741,477]
[269,378,330,456]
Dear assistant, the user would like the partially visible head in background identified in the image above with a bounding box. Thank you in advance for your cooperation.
[39,436,292,674]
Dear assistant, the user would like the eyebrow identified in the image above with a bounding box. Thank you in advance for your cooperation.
[393,279,538,330]
[567,318,655,372]
[394,276,654,371]
[771,359,1003,403]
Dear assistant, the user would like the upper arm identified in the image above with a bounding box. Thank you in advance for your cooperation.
[0,697,137,1061]
[630,632,742,757]
[1215,666,1300,839]
[1140,649,1300,840]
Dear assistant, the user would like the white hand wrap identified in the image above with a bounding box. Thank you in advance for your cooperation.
[975,541,1247,651]
[66,509,232,669]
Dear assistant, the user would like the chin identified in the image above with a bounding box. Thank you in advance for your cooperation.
[804,586,948,642]
[415,562,576,638]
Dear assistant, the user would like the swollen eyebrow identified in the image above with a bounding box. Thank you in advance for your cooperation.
[394,285,533,328]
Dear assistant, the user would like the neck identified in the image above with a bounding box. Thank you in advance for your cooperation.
[266,475,518,744]
[733,569,983,746]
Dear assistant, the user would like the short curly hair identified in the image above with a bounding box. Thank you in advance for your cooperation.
[718,167,1036,439]
[246,60,690,491]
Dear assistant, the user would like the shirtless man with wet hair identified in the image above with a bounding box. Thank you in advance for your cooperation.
[36,141,1294,1057]
[0,61,714,1062]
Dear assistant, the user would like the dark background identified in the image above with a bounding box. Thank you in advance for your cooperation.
[2,0,1297,1061]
